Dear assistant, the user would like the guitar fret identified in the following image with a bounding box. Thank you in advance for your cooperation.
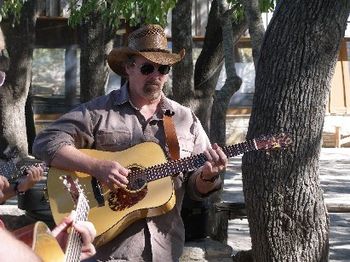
[223,139,257,158]
[129,134,290,188]
[0,161,18,181]
[48,134,291,248]
[65,231,82,262]
[0,158,47,184]
[143,153,208,182]
[65,192,89,262]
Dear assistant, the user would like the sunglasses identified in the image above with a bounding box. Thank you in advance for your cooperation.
[139,63,171,75]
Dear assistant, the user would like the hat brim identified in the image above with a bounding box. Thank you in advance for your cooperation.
[107,47,185,77]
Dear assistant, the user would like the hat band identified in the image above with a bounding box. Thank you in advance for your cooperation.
[139,48,171,54]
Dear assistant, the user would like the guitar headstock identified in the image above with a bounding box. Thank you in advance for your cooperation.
[61,175,89,211]
[255,133,293,151]
[17,158,48,173]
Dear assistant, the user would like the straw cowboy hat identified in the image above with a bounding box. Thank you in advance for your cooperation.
[107,24,185,77]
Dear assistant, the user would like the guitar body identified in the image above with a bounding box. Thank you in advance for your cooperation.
[14,221,65,262]
[47,142,176,247]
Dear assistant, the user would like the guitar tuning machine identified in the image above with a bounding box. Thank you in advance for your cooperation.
[59,175,71,190]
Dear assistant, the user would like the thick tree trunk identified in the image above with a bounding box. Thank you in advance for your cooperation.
[65,46,78,107]
[172,0,249,242]
[193,0,224,133]
[172,0,226,133]
[171,0,194,105]
[210,4,247,146]
[242,0,265,67]
[0,1,37,157]
[208,1,247,243]
[79,11,112,102]
[242,1,350,261]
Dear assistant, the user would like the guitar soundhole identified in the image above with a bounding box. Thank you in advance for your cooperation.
[126,165,147,191]
[107,164,148,212]
[128,177,146,191]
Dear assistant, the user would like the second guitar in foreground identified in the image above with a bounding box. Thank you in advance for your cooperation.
[47,133,292,247]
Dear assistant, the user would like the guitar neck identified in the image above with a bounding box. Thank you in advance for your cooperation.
[0,160,47,183]
[64,195,90,262]
[0,161,19,183]
[136,138,257,183]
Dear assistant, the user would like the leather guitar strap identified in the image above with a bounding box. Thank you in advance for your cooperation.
[163,110,180,160]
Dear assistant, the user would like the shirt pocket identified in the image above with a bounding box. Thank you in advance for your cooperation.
[95,129,131,151]
[178,134,195,158]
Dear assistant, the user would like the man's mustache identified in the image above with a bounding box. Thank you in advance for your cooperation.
[145,80,161,86]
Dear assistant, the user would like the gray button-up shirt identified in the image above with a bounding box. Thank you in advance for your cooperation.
[33,84,222,261]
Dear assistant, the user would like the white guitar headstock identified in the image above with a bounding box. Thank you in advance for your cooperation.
[60,175,88,206]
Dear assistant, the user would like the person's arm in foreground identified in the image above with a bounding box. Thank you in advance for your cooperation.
[0,227,42,262]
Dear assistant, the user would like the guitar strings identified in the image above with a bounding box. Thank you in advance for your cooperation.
[126,136,276,189]
[65,194,90,262]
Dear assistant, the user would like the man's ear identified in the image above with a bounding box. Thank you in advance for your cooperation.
[124,62,133,76]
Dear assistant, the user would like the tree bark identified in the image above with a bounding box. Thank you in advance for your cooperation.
[172,0,249,242]
[193,0,224,133]
[79,10,113,103]
[242,0,265,67]
[210,4,247,146]
[172,0,224,133]
[208,1,247,243]
[171,0,194,104]
[242,1,350,261]
[0,1,37,157]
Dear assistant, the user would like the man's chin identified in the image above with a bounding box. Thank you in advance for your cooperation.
[144,84,161,93]
[145,90,162,101]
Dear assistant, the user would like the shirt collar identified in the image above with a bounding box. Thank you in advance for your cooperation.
[159,94,175,116]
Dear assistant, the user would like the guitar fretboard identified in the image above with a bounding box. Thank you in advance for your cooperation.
[0,160,20,183]
[129,138,257,184]
[65,194,90,262]
[0,159,48,183]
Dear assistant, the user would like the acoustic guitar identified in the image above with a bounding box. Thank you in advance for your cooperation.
[47,133,292,247]
[14,176,90,262]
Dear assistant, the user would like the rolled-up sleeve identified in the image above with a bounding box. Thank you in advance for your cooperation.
[32,104,95,164]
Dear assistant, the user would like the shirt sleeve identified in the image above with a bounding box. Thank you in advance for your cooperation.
[32,104,95,164]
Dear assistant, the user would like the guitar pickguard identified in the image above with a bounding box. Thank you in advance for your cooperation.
[108,187,148,211]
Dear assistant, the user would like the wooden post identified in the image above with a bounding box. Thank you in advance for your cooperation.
[335,126,341,148]
[65,45,77,107]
